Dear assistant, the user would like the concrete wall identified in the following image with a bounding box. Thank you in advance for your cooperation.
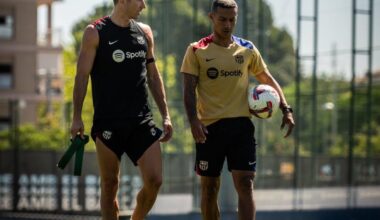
[0,0,38,124]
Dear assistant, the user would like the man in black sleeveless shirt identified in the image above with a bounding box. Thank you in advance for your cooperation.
[70,0,173,219]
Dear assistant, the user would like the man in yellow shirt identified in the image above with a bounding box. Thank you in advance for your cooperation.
[181,0,295,219]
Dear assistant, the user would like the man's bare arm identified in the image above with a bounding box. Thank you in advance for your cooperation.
[140,23,172,142]
[255,70,288,108]
[71,25,98,138]
[183,72,208,143]
[255,70,295,137]
[183,73,198,123]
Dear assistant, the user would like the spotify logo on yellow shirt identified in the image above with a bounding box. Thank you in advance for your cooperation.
[207,67,243,79]
[207,67,219,79]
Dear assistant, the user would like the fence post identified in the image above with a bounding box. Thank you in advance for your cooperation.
[10,100,20,211]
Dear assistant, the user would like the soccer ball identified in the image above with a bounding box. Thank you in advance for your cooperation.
[248,84,280,119]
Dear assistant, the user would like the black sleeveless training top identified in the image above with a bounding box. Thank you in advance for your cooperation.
[90,16,151,128]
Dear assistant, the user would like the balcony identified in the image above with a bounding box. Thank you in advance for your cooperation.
[37,28,64,48]
[36,69,63,98]
[37,0,63,6]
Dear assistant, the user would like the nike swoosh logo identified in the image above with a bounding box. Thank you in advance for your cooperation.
[109,40,119,45]
[206,58,216,62]
[248,162,256,165]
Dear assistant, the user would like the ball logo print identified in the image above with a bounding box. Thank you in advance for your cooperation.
[112,49,125,63]
[248,84,280,119]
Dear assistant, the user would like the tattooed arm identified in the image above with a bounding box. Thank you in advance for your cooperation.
[183,73,208,143]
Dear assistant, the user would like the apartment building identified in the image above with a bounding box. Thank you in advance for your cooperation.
[0,0,63,130]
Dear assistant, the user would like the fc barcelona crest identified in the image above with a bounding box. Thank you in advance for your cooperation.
[102,131,112,140]
[137,36,145,45]
[199,160,208,171]
[235,55,244,64]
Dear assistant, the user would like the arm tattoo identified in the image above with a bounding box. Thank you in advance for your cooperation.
[183,73,198,123]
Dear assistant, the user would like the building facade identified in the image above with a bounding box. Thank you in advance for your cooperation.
[0,0,63,130]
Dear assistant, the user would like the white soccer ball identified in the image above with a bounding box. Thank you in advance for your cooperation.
[248,84,280,119]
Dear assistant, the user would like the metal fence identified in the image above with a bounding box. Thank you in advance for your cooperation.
[1,0,380,218]
[1,150,379,214]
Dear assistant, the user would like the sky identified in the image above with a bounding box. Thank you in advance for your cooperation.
[38,0,380,79]
[267,0,380,79]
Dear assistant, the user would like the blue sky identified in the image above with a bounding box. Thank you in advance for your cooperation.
[39,0,380,79]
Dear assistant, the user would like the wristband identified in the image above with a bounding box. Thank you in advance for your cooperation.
[281,105,293,114]
[146,57,155,64]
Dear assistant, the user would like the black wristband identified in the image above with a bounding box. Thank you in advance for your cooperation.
[146,57,155,64]
[281,105,293,114]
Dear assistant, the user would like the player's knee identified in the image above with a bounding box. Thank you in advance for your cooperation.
[201,181,219,199]
[101,177,120,193]
[145,175,162,190]
[235,175,254,194]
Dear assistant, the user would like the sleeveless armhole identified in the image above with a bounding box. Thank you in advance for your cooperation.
[92,16,108,52]
[134,20,149,45]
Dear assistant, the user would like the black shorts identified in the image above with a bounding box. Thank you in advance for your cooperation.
[195,117,257,177]
[91,116,162,165]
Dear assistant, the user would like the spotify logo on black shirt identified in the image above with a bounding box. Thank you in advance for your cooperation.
[112,50,125,63]
[112,49,146,63]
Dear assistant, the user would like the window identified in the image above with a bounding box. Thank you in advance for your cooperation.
[0,101,10,131]
[0,64,13,89]
[0,117,10,131]
[0,8,14,39]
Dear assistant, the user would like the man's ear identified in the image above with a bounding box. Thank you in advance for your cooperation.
[208,12,214,20]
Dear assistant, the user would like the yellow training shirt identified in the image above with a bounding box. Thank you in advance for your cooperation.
[181,35,268,126]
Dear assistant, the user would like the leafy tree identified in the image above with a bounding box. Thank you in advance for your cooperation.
[71,0,294,85]
[262,75,380,158]
[0,47,96,151]
[71,2,112,54]
[67,0,296,154]
[0,103,67,151]
[242,0,295,86]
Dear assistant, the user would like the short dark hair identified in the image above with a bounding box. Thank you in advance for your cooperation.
[211,0,238,12]
[113,0,118,5]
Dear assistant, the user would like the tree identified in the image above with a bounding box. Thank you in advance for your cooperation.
[0,102,67,150]
[0,46,96,151]
[67,0,296,154]
[71,0,295,84]
[264,75,380,158]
